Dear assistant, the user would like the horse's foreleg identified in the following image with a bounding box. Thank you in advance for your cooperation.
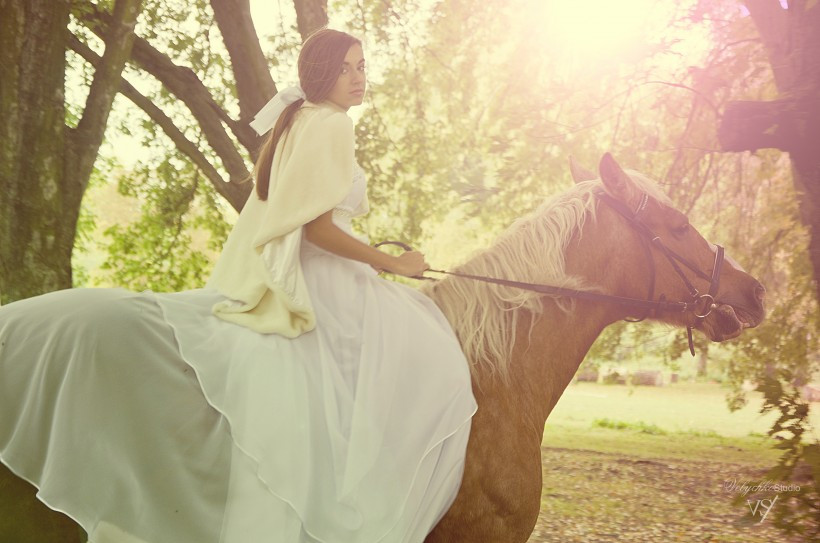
[0,462,84,542]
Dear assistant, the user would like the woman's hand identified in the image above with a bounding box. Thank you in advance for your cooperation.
[384,251,429,277]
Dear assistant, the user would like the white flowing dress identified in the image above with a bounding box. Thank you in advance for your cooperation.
[0,163,478,543]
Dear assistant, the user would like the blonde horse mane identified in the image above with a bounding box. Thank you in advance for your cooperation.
[423,170,671,382]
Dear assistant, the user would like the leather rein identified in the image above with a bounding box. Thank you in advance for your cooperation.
[376,190,725,356]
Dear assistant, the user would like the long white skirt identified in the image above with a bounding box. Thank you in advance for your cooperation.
[0,241,477,543]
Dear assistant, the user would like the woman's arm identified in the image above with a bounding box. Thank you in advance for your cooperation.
[303,210,428,277]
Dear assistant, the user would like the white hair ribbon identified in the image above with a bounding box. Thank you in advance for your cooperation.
[249,86,306,136]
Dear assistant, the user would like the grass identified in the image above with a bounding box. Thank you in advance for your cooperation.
[548,381,803,437]
[591,418,668,435]
[538,381,809,465]
[529,381,808,542]
[542,422,780,465]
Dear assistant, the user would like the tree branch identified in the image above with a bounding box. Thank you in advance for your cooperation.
[129,36,258,174]
[643,80,720,114]
[69,0,143,193]
[724,1,820,155]
[78,4,257,178]
[718,97,819,154]
[209,0,276,121]
[67,33,251,211]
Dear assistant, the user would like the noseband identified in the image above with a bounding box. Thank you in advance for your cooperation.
[376,190,725,356]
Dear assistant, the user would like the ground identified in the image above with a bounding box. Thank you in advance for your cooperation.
[524,382,812,543]
[529,445,796,543]
[0,381,811,542]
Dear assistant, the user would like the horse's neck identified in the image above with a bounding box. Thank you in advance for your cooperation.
[443,298,617,537]
[473,218,626,437]
[473,301,614,441]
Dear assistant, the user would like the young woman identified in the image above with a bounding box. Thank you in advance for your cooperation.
[0,28,477,543]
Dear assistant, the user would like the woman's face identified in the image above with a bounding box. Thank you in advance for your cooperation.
[326,44,366,111]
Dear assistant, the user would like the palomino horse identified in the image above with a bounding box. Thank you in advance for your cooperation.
[0,153,765,542]
[422,153,765,542]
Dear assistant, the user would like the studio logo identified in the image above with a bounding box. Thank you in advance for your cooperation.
[746,494,778,523]
[724,478,800,524]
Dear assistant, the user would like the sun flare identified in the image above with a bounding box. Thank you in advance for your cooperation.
[534,0,661,66]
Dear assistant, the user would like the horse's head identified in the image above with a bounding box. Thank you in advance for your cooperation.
[570,153,765,342]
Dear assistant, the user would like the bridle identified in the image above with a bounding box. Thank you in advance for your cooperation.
[376,189,725,356]
[594,190,724,355]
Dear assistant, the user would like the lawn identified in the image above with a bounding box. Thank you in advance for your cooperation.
[548,381,816,438]
[526,381,813,542]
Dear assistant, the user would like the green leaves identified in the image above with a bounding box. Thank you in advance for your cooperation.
[745,371,820,537]
[95,152,229,292]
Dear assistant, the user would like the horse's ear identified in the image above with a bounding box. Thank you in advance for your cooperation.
[598,152,638,203]
[569,156,597,183]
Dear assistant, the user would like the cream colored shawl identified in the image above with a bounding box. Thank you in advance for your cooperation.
[206,101,354,336]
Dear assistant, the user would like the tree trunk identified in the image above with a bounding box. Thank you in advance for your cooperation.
[697,350,708,378]
[0,5,81,542]
[718,0,820,302]
[791,147,820,303]
[293,0,328,39]
[210,0,276,122]
[0,464,84,542]
[0,0,72,304]
[0,0,142,305]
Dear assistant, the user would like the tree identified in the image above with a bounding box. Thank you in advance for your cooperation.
[708,1,820,535]
[718,0,820,303]
[0,0,329,304]
[0,0,142,302]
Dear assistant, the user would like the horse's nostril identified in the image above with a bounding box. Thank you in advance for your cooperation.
[754,282,766,303]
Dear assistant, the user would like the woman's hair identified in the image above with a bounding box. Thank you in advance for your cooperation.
[254,28,361,201]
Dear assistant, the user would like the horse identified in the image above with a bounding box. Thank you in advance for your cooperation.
[421,153,765,542]
[0,153,765,542]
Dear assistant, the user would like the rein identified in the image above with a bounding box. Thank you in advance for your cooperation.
[376,243,694,314]
[376,190,725,356]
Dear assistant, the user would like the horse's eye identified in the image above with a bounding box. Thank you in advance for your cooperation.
[673,223,690,236]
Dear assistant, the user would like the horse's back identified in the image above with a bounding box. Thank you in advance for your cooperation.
[0,288,232,543]
[1,287,155,344]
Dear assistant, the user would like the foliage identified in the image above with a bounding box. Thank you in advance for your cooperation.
[718,155,820,535]
[98,153,229,292]
[730,372,820,537]
[70,0,251,291]
[70,155,118,287]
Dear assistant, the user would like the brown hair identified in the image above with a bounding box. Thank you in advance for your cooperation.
[254,28,361,200]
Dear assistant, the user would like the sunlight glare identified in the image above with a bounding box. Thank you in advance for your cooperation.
[536,0,658,66]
